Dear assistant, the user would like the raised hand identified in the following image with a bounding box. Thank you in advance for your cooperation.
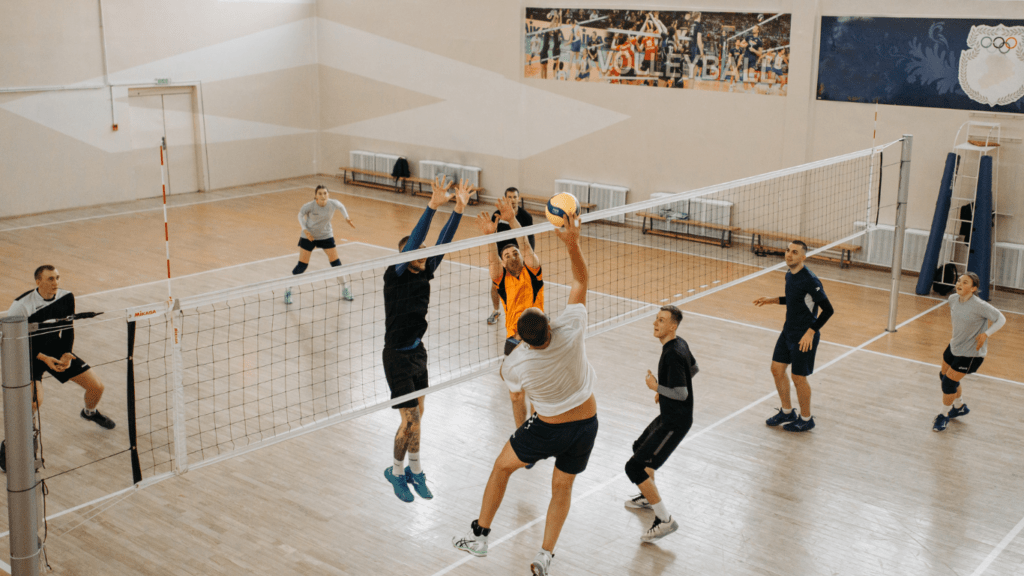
[552,210,581,246]
[475,211,497,235]
[453,179,474,214]
[428,174,455,209]
[496,197,516,223]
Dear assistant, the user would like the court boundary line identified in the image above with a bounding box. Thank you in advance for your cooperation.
[969,512,1024,576]
[427,299,948,576]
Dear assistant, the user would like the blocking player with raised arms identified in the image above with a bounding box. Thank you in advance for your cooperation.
[623,305,698,542]
[454,212,596,576]
[285,185,356,304]
[932,272,1006,432]
[485,187,535,327]
[3,266,116,470]
[381,175,473,502]
[753,241,834,432]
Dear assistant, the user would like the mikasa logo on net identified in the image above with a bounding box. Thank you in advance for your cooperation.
[959,24,1024,107]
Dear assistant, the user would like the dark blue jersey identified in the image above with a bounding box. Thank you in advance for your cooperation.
[745,35,763,64]
[782,267,828,341]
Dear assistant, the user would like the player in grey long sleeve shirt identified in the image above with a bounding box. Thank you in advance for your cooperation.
[933,272,1007,432]
[286,185,357,304]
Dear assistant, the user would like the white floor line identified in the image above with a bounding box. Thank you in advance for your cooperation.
[429,305,917,576]
[969,512,1024,576]
[0,184,312,232]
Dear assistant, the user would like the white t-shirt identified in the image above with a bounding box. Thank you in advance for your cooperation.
[501,304,596,417]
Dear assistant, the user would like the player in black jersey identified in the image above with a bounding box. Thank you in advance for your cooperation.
[623,305,696,542]
[381,176,473,502]
[3,266,115,471]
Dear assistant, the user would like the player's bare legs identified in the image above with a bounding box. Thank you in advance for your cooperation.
[542,468,576,552]
[69,369,104,410]
[770,361,792,410]
[478,441,529,527]
[791,374,812,417]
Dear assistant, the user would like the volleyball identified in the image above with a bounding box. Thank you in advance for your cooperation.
[545,192,580,227]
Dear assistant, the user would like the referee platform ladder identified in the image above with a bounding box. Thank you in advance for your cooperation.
[938,121,1000,293]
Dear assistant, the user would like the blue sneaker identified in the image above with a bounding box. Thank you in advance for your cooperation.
[284,289,293,305]
[933,414,950,432]
[385,466,414,502]
[405,466,433,499]
[948,404,970,419]
[783,416,815,432]
[766,408,799,427]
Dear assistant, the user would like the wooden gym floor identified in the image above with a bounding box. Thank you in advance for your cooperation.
[0,178,1021,576]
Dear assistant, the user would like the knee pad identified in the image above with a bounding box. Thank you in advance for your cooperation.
[625,457,649,485]
[292,262,308,275]
[941,374,960,395]
[329,259,341,267]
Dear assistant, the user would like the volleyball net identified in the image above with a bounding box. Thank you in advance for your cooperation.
[6,140,902,493]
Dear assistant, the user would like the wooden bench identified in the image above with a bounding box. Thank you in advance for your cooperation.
[638,211,740,248]
[339,167,405,193]
[519,193,597,216]
[746,229,862,269]
[405,176,482,205]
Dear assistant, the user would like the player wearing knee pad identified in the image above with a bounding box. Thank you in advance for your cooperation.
[287,185,356,304]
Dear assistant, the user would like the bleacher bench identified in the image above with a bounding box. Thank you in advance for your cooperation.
[638,212,740,248]
[339,167,404,193]
[747,229,862,269]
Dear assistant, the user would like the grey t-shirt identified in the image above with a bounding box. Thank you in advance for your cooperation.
[298,199,349,240]
[948,293,1005,357]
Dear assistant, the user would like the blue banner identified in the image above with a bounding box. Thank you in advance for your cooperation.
[817,17,1024,112]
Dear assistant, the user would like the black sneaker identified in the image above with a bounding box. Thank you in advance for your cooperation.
[933,413,949,432]
[81,409,116,429]
[766,408,799,427]
[948,404,970,419]
[783,416,816,432]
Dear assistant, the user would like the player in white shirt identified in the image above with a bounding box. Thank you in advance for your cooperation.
[454,213,595,576]
[286,185,356,304]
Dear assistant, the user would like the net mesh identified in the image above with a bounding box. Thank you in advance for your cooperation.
[128,144,890,478]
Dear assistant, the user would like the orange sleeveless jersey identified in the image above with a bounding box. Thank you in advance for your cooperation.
[495,264,545,339]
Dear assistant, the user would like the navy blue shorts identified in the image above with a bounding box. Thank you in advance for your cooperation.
[298,236,336,251]
[772,331,819,377]
[31,356,90,384]
[382,343,428,409]
[943,345,984,375]
[504,337,520,356]
[510,414,598,475]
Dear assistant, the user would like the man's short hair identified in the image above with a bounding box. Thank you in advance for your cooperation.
[517,309,549,346]
[659,305,682,325]
[398,235,411,251]
[34,265,55,281]
[500,241,520,258]
[790,240,808,254]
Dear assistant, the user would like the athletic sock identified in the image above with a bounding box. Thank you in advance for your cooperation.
[940,404,951,416]
[652,501,670,522]
[408,451,422,474]
[781,407,793,414]
[800,414,811,421]
[393,457,404,473]
[83,407,96,416]
[953,397,964,408]
[472,520,490,537]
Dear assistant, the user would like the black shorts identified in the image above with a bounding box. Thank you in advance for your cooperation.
[510,414,598,475]
[943,345,984,375]
[632,415,689,470]
[31,356,90,384]
[504,337,520,356]
[639,58,655,74]
[298,236,337,251]
[382,343,428,409]
[772,331,819,377]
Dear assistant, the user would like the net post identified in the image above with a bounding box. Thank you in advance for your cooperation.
[1,317,41,576]
[887,134,913,332]
[169,301,188,474]
[125,320,143,484]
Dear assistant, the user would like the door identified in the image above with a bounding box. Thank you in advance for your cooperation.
[128,88,200,200]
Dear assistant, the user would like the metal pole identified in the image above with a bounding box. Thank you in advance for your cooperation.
[1,317,41,575]
[887,135,913,332]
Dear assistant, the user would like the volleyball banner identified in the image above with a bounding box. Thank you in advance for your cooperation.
[817,17,1024,112]
[524,8,792,96]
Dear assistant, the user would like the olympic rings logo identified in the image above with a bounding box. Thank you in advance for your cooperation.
[980,36,1019,54]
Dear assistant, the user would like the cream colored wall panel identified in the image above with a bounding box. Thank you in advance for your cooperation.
[128,94,166,202]
[201,65,321,130]
[0,1,105,87]
[206,132,316,189]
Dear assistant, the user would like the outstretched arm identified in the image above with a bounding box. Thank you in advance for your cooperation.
[554,213,587,306]
[395,176,452,276]
[498,197,540,271]
[475,212,504,284]
[425,177,471,273]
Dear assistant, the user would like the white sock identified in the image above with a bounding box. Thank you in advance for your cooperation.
[408,452,422,474]
[84,407,96,415]
[394,457,405,473]
[954,397,964,408]
[651,501,670,522]
[800,414,811,421]
[940,404,951,416]
[781,407,793,414]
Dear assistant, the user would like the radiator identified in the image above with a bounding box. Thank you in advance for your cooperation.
[555,179,590,200]
[419,161,477,187]
[853,223,956,272]
[418,160,446,182]
[375,154,400,186]
[648,192,689,234]
[587,183,628,223]
[350,151,376,184]
[687,197,732,237]
[994,242,1024,289]
[455,165,481,188]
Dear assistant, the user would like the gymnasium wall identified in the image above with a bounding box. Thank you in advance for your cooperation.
[0,0,319,217]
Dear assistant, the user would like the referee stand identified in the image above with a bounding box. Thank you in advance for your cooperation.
[1,316,42,575]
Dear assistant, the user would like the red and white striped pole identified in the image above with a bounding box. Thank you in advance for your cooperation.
[160,138,173,304]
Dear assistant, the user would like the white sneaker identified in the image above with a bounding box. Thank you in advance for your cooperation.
[284,289,293,305]
[453,530,488,557]
[624,493,652,509]
[640,516,679,543]
[342,286,353,301]
[531,549,554,575]
[486,310,501,325]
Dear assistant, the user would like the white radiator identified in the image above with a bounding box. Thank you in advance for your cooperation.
[418,160,446,182]
[350,150,376,184]
[853,223,956,272]
[588,183,628,223]
[419,161,477,187]
[375,154,400,186]
[455,165,481,188]
[555,179,590,199]
[648,192,689,234]
[687,197,732,237]
[994,242,1024,289]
